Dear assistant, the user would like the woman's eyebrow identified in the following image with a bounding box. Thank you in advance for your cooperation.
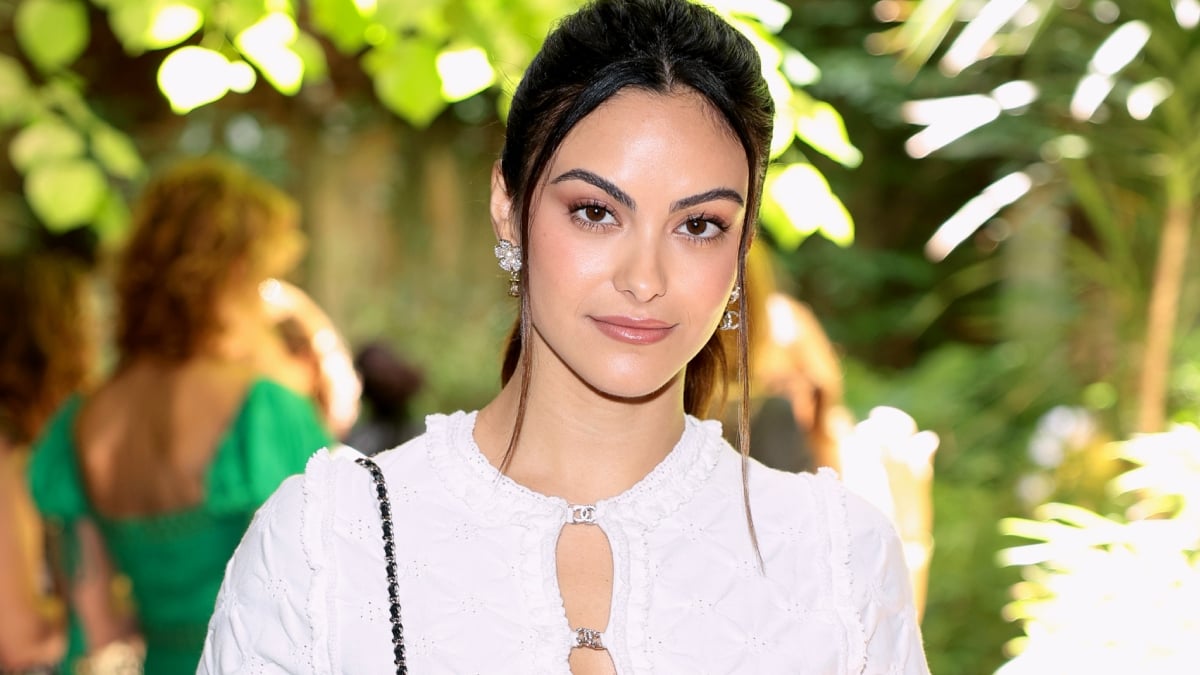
[671,188,744,212]
[550,168,744,213]
[551,169,636,209]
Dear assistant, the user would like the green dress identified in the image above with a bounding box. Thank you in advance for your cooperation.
[27,378,333,675]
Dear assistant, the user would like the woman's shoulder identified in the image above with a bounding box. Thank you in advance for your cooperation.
[767,459,895,523]
[239,375,321,418]
[29,393,84,455]
[299,414,450,499]
[231,429,442,576]
[229,444,386,567]
[234,375,332,441]
[26,395,86,518]
[201,375,334,513]
[731,453,901,567]
[201,423,455,672]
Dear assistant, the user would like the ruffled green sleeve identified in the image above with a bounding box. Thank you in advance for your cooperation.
[206,379,333,514]
[27,395,87,521]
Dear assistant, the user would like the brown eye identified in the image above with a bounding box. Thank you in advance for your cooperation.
[571,204,616,227]
[676,217,725,240]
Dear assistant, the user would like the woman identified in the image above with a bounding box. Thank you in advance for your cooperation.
[201,1,930,672]
[28,157,333,674]
[0,251,97,673]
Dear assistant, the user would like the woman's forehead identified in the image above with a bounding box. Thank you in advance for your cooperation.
[544,89,749,199]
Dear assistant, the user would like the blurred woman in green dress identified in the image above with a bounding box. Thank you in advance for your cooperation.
[28,157,333,674]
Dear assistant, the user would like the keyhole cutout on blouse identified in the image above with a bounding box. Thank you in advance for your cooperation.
[557,508,617,675]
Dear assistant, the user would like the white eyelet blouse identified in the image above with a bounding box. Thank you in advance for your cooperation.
[199,411,930,674]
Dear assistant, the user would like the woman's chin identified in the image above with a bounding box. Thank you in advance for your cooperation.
[576,367,683,405]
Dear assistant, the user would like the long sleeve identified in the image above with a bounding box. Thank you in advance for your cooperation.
[845,489,931,674]
[199,474,317,674]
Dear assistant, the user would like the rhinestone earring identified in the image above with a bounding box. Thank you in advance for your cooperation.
[494,239,522,297]
[720,285,741,331]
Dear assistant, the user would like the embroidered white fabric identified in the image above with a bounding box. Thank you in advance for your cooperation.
[199,411,930,674]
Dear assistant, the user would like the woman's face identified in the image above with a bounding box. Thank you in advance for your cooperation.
[499,88,749,402]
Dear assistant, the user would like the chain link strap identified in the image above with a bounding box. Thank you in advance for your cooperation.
[356,457,407,674]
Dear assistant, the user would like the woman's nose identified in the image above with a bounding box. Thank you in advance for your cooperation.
[613,235,667,302]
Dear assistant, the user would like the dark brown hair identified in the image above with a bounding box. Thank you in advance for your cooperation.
[496,0,775,562]
[0,253,94,447]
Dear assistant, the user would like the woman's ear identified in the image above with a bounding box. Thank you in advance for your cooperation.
[490,162,517,243]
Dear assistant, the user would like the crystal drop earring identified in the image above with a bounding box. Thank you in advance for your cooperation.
[720,285,741,331]
[494,239,522,297]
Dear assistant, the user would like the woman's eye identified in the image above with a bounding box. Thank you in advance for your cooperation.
[572,204,615,225]
[583,205,608,221]
[679,217,723,239]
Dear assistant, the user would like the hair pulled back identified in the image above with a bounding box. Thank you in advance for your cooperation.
[498,0,775,418]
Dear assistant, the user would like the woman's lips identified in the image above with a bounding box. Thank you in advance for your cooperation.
[590,315,676,345]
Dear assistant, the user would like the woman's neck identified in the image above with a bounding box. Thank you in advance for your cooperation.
[476,358,687,505]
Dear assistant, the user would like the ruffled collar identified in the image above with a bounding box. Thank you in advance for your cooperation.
[424,410,727,530]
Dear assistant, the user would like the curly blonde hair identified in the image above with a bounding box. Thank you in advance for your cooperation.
[115,157,299,362]
[0,253,94,447]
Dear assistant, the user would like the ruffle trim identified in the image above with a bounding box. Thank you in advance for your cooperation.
[300,447,343,675]
[426,411,726,530]
[523,510,573,670]
[425,411,565,527]
[598,416,725,529]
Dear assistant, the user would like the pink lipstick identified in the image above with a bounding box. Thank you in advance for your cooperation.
[590,315,676,345]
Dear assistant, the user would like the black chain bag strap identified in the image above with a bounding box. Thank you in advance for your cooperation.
[355,457,407,674]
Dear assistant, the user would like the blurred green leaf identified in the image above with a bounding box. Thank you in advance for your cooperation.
[0,57,34,126]
[157,46,232,113]
[761,162,854,249]
[374,0,450,38]
[794,96,862,168]
[10,118,86,172]
[90,124,144,179]
[221,0,276,36]
[365,39,445,128]
[310,0,371,53]
[294,32,330,86]
[781,47,820,87]
[436,45,494,103]
[884,0,958,75]
[714,0,792,33]
[108,0,204,54]
[93,189,131,242]
[235,13,305,95]
[15,0,90,72]
[25,158,107,230]
[1035,502,1123,530]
